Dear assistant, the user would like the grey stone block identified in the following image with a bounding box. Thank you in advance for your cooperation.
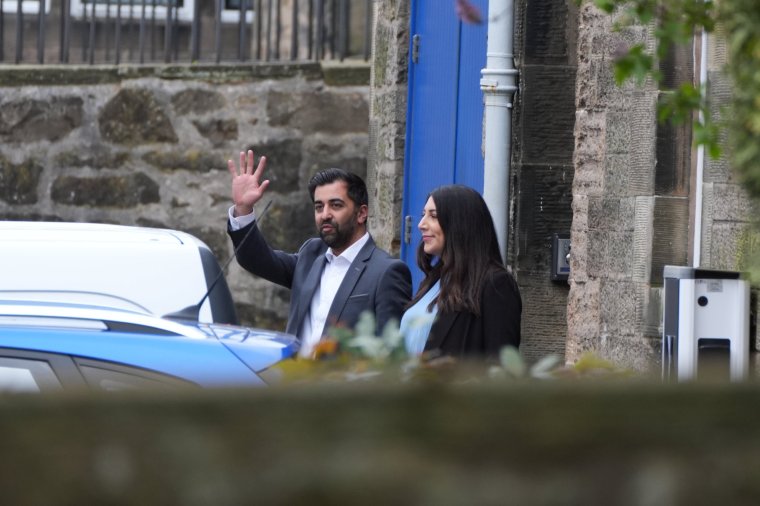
[99,89,178,145]
[566,277,603,359]
[51,173,160,208]
[521,65,577,165]
[524,0,577,65]
[267,89,369,134]
[586,196,637,234]
[171,89,227,115]
[710,221,749,271]
[235,302,287,331]
[0,158,43,205]
[632,196,654,282]
[600,280,639,334]
[258,196,317,253]
[192,119,239,147]
[518,269,570,362]
[142,149,228,174]
[516,164,574,272]
[0,96,83,143]
[711,183,755,222]
[54,149,131,170]
[597,333,661,372]
[650,196,689,284]
[605,112,632,155]
[236,139,303,189]
[606,230,635,277]
[304,139,368,183]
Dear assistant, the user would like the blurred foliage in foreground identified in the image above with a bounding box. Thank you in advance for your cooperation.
[263,311,634,385]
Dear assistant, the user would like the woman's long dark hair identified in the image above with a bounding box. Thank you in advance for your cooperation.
[409,184,506,315]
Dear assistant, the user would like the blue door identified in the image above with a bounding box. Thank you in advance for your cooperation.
[401,0,489,291]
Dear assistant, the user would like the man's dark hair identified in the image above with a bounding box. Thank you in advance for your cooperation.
[308,168,368,207]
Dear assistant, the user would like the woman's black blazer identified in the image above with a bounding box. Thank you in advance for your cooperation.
[423,270,522,358]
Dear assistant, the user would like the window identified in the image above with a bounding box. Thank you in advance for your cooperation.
[0,357,63,393]
[76,359,196,392]
[1,0,51,15]
[219,0,253,24]
[69,0,196,23]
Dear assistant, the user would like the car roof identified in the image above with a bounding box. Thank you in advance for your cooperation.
[0,221,202,245]
[0,325,265,388]
[0,300,210,337]
[0,300,299,384]
[0,221,219,321]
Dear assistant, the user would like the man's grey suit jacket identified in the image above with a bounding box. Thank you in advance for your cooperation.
[228,220,412,338]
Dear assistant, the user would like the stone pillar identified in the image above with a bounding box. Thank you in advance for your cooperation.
[366,0,410,256]
[567,4,664,371]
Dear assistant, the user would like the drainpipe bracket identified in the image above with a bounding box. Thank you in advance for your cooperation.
[479,78,518,95]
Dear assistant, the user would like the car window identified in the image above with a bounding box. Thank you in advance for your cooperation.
[76,359,197,392]
[0,357,64,393]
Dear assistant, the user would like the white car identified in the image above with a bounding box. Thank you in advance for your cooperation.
[0,221,237,323]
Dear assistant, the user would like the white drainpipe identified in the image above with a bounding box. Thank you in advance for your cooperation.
[480,0,518,263]
[692,29,708,267]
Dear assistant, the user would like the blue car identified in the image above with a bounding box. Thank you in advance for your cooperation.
[0,301,299,393]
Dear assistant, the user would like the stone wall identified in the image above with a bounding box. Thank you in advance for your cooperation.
[567,2,760,371]
[567,5,664,370]
[0,62,370,331]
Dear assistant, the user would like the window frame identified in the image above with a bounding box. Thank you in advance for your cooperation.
[0,348,87,391]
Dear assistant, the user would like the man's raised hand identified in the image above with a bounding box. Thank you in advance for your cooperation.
[228,149,270,217]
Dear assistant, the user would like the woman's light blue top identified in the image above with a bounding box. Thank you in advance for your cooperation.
[399,280,441,356]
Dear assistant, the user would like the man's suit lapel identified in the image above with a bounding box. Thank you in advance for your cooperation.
[322,239,375,334]
[290,255,326,334]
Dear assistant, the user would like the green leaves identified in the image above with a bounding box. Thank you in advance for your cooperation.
[346,311,406,362]
[488,346,563,380]
[658,84,699,124]
[694,119,721,160]
[497,346,527,378]
[613,44,655,86]
[721,0,760,201]
[593,0,619,14]
[595,0,723,158]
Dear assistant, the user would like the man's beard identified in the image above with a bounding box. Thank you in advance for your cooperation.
[319,219,356,251]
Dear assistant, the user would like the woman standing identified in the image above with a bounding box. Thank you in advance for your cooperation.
[399,185,522,359]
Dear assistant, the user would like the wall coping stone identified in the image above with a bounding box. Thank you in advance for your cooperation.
[0,61,370,87]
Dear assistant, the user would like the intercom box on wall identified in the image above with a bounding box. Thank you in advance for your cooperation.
[551,233,570,282]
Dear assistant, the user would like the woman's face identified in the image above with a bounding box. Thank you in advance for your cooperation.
[418,196,445,257]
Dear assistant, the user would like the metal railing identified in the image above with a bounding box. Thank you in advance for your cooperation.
[0,0,372,64]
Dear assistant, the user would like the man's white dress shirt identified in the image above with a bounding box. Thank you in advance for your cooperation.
[298,233,369,358]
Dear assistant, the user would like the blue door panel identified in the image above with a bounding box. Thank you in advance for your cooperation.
[454,5,488,190]
[402,0,488,291]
